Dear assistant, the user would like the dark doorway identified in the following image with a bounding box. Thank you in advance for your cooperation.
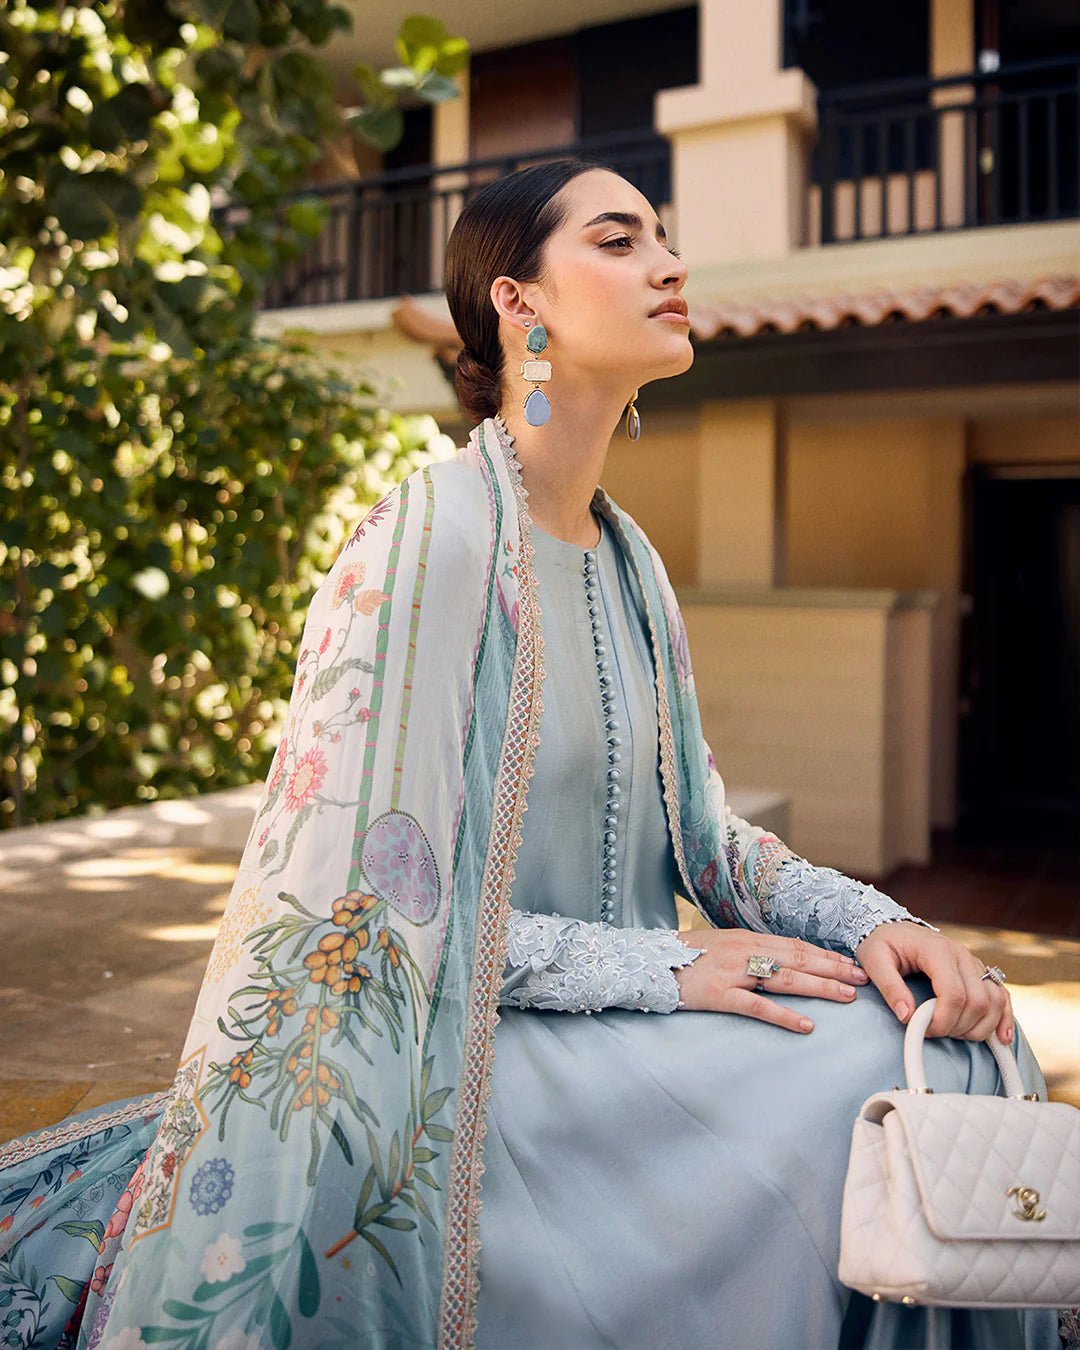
[958,466,1080,844]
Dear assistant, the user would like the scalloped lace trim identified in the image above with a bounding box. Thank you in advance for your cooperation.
[500,910,705,1014]
[767,857,940,956]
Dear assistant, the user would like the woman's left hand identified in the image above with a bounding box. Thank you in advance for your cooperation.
[854,920,1014,1045]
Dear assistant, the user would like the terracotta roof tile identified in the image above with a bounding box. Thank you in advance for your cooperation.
[688,274,1080,340]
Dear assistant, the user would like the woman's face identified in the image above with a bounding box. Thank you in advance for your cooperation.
[495,168,693,394]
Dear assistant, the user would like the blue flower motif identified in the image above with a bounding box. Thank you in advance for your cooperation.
[188,1157,235,1216]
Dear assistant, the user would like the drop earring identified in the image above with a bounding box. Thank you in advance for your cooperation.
[625,389,641,441]
[521,319,552,426]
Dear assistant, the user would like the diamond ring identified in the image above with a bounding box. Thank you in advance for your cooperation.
[980,964,1007,985]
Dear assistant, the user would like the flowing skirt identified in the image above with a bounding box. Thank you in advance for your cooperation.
[1,976,1076,1348]
[474,972,1073,1350]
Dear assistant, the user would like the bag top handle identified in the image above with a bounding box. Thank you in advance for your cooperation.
[902,996,1030,1098]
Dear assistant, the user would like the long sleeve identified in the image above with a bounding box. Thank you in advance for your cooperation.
[720,793,941,958]
[500,910,706,1014]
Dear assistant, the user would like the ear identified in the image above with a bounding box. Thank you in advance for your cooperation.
[490,275,538,332]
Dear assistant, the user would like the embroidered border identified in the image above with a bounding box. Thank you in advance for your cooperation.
[437,416,547,1349]
[0,1090,171,1171]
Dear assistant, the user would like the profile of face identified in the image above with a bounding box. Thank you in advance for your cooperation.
[489,168,694,400]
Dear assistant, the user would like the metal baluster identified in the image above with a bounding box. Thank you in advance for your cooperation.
[1018,96,1029,221]
[934,105,943,232]
[1047,92,1058,219]
[854,120,863,240]
[991,98,1002,226]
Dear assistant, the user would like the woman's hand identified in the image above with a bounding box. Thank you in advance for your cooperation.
[854,920,1015,1044]
[672,929,870,1033]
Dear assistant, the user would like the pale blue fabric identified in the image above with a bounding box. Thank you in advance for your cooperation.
[475,510,1061,1349]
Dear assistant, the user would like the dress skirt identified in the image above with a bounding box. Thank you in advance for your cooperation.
[474,970,1064,1350]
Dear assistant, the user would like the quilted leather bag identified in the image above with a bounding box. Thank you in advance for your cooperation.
[838,995,1080,1308]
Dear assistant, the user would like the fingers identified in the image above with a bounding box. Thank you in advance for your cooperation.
[758,961,867,1005]
[722,985,817,1035]
[954,951,1012,1043]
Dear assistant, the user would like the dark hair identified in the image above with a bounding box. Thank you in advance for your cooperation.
[444,156,615,424]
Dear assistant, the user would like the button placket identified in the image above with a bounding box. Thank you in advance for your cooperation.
[583,544,621,926]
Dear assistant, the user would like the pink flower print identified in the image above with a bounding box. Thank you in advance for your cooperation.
[698,858,719,895]
[319,627,332,655]
[357,708,372,722]
[0,1215,13,1233]
[101,1161,144,1245]
[331,563,367,610]
[65,1168,84,1184]
[91,1262,114,1293]
[285,746,328,811]
[349,687,359,699]
[160,1149,178,1181]
[258,829,269,846]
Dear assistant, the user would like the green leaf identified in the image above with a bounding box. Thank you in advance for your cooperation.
[88,85,159,152]
[49,1274,87,1304]
[346,106,404,154]
[297,1228,320,1316]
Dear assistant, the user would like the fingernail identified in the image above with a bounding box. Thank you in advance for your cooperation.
[800,1018,814,1031]
[894,1001,911,1021]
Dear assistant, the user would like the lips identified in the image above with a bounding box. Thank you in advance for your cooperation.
[649,298,689,321]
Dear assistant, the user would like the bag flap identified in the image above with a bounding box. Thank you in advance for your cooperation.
[883,1093,1080,1241]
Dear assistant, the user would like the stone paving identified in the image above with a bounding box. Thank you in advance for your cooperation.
[1,844,1077,1145]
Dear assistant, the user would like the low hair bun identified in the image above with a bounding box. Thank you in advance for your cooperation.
[454,344,502,425]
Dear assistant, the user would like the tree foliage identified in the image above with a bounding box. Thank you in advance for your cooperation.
[0,3,466,827]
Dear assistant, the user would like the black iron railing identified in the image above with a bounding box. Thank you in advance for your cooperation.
[219,130,672,310]
[816,56,1080,243]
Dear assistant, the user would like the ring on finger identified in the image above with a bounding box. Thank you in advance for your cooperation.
[746,954,782,981]
[980,964,1007,985]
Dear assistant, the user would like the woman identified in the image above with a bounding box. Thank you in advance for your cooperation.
[0,158,1073,1350]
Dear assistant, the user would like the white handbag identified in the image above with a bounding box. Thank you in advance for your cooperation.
[838,995,1080,1308]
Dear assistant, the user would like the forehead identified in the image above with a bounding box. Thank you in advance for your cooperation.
[558,169,658,230]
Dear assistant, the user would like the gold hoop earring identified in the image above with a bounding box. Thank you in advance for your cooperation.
[625,390,641,441]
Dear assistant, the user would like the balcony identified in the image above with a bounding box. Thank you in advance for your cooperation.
[813,56,1080,244]
[229,58,1080,314]
[222,131,671,311]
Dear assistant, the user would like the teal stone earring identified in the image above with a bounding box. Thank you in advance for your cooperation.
[521,320,551,426]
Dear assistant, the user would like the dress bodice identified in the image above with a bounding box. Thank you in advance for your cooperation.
[506,506,683,932]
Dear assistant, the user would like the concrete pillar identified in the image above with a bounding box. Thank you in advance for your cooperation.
[697,400,786,586]
[655,0,817,263]
[430,68,471,292]
[931,0,976,229]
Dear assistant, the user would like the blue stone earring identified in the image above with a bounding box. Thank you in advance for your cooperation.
[521,320,551,426]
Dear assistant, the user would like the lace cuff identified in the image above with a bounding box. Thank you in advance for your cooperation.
[764,857,940,957]
[500,910,705,1014]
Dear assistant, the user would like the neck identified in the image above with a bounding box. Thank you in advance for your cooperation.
[496,384,632,546]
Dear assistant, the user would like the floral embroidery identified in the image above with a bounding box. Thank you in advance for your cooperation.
[501,911,704,1015]
[766,857,941,956]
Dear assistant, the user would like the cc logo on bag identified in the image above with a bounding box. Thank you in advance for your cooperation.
[1006,1184,1047,1221]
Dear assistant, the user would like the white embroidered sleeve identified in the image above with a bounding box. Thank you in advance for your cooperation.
[499,910,705,1014]
[764,856,941,957]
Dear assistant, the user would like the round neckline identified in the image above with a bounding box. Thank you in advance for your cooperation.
[530,508,604,553]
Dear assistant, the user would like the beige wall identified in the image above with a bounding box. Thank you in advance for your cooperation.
[680,593,934,879]
[784,415,965,829]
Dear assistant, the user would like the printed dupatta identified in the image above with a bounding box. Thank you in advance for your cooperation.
[0,414,794,1349]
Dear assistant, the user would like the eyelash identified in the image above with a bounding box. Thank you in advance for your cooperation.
[600,235,683,259]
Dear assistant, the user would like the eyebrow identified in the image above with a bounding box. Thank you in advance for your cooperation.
[581,211,668,242]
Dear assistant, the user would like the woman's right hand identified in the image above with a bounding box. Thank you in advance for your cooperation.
[672,929,870,1032]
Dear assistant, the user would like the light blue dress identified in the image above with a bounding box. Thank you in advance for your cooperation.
[475,508,1061,1350]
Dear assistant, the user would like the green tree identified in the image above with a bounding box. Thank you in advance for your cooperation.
[0,3,469,827]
